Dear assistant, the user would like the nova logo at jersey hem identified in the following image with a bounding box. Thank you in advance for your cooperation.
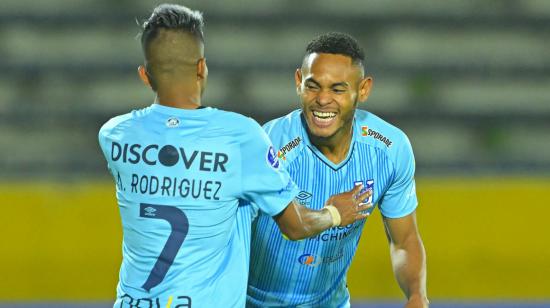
[361,126,392,147]
[267,145,280,169]
[118,293,192,308]
[277,136,302,160]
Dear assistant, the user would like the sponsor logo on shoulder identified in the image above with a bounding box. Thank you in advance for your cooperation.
[361,125,392,147]
[267,145,280,169]
[277,136,302,160]
[166,117,180,128]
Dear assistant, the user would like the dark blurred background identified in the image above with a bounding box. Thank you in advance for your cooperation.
[1,0,549,178]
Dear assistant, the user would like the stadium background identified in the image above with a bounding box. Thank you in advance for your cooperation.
[1,0,549,307]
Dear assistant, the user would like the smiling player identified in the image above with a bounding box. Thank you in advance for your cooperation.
[247,32,428,308]
[98,6,373,308]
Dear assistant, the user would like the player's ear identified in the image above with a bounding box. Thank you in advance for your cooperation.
[138,65,151,87]
[294,68,303,95]
[357,76,373,103]
[197,58,208,80]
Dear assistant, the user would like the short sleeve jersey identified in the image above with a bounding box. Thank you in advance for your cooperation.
[98,104,299,307]
[247,109,418,307]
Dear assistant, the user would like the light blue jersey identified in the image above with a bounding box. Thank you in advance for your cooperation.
[247,109,418,307]
[98,104,299,307]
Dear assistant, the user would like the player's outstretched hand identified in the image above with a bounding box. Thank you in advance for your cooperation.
[327,183,372,226]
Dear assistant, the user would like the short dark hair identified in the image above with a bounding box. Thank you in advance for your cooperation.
[140,4,204,52]
[305,32,365,66]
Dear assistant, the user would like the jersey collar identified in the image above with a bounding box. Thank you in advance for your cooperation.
[150,103,213,116]
[299,111,357,171]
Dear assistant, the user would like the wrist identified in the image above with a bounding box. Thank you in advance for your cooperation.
[324,205,341,227]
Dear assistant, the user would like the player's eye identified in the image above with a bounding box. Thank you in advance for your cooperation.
[305,83,319,91]
[332,88,346,94]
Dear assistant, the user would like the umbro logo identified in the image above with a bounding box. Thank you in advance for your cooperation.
[296,191,312,205]
[144,206,157,217]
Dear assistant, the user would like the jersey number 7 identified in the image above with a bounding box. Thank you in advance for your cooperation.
[139,203,189,292]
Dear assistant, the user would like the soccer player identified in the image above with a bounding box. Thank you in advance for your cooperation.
[247,32,428,307]
[98,5,371,308]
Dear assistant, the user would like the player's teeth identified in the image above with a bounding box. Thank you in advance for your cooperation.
[313,111,336,119]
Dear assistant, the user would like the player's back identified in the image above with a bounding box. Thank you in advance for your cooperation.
[98,104,256,307]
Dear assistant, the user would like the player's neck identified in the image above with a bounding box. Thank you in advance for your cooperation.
[310,127,353,165]
[155,89,201,110]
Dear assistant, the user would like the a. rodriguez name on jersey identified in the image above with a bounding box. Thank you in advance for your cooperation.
[109,141,229,200]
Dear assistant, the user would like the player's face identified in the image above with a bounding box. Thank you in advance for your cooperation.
[296,53,372,142]
[295,53,372,141]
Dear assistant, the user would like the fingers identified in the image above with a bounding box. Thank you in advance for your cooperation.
[350,182,364,196]
[358,201,373,209]
[355,202,373,221]
[340,203,373,225]
[354,211,370,222]
[355,187,372,203]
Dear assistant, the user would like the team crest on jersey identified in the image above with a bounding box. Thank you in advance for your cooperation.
[277,136,302,161]
[296,191,312,206]
[361,126,392,147]
[354,179,374,204]
[267,146,280,169]
[166,117,180,128]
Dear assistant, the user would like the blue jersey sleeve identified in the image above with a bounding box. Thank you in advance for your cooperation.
[379,135,418,218]
[98,126,113,174]
[240,120,299,217]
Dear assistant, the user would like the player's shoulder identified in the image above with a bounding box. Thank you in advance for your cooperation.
[212,108,266,137]
[216,108,260,129]
[99,112,132,135]
[262,110,305,163]
[98,108,148,140]
[354,109,413,156]
[263,110,301,133]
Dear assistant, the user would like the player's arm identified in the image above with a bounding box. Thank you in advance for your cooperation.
[274,184,372,240]
[383,211,428,308]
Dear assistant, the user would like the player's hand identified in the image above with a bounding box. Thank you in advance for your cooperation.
[326,183,372,226]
